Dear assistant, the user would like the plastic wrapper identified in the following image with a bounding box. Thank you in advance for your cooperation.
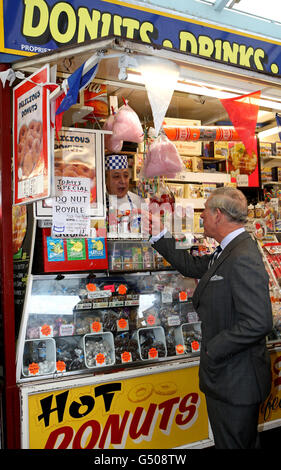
[112,104,144,143]
[143,134,183,178]
[103,114,123,152]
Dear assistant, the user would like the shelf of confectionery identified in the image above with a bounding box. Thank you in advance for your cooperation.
[167,171,231,184]
[261,155,281,169]
[262,181,281,186]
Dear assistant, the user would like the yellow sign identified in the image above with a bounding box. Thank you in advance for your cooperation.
[259,350,281,424]
[28,366,209,449]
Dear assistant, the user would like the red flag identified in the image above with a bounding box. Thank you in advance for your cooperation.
[55,93,66,140]
[220,90,261,157]
[43,83,59,94]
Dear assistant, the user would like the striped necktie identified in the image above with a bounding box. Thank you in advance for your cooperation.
[209,245,222,268]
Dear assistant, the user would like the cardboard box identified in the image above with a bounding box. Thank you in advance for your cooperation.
[259,142,273,159]
[275,142,281,157]
[192,157,203,172]
[202,183,217,198]
[185,184,204,199]
[214,142,229,158]
[205,142,229,158]
[261,167,273,183]
[181,156,193,171]
[166,183,185,198]
[82,83,108,118]
[194,212,204,233]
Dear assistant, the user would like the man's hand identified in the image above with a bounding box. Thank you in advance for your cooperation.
[138,204,164,237]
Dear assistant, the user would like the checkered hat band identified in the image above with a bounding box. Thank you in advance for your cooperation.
[105,155,128,170]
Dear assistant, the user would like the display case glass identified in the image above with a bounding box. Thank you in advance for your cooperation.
[16,272,199,382]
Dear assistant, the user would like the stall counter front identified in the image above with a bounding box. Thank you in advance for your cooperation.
[19,360,210,449]
[17,270,213,448]
[19,347,281,449]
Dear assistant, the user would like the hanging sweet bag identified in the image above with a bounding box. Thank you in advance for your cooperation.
[143,134,183,178]
[112,103,144,143]
[103,113,123,153]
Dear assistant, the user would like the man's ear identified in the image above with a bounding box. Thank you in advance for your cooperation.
[216,208,224,222]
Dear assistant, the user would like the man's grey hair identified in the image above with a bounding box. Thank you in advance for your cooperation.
[207,187,248,223]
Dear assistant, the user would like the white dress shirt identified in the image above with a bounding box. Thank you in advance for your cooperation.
[150,227,245,252]
[220,227,245,252]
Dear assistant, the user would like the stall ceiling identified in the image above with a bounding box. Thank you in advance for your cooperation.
[104,80,228,125]
[57,51,276,127]
[12,37,279,128]
[62,51,276,127]
[46,44,229,125]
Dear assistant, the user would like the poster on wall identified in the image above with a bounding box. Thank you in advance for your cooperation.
[34,128,106,220]
[228,140,260,188]
[13,65,51,205]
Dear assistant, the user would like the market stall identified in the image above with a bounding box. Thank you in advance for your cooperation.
[0,0,276,447]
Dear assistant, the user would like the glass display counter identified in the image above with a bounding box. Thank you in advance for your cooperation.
[16,271,198,382]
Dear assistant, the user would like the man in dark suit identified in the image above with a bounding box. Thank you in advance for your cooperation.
[146,187,273,449]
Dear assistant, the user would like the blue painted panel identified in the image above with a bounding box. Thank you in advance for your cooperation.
[2,0,281,77]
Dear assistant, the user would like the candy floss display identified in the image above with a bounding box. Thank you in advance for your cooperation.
[103,100,144,153]
[143,133,183,178]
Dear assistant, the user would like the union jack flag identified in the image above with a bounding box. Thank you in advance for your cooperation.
[56,55,99,115]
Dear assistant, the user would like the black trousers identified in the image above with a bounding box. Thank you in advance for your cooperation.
[205,395,261,449]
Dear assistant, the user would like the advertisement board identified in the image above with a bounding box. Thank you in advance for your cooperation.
[2,0,281,78]
[24,365,209,449]
[34,128,106,220]
[42,227,108,272]
[259,349,281,426]
[13,65,51,205]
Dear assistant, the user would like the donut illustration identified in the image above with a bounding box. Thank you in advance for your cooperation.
[17,120,43,179]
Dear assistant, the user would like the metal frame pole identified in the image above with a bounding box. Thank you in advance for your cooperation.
[0,63,21,449]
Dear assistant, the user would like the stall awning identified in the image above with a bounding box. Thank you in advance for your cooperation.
[10,36,281,128]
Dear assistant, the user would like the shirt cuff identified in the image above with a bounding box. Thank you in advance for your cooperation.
[149,228,168,244]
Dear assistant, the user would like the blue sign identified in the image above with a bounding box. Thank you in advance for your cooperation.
[87,237,106,259]
[46,237,65,262]
[2,0,281,77]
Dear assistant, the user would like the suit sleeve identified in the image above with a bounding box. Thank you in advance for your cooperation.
[206,252,273,362]
[152,233,210,279]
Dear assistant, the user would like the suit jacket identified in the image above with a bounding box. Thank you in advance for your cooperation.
[153,231,273,405]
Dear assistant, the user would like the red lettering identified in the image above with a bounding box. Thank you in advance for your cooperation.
[99,411,130,449]
[44,426,73,449]
[261,393,281,421]
[158,397,180,431]
[73,420,100,449]
[129,404,158,439]
[175,393,199,427]
[43,392,202,449]
[274,377,281,388]
[273,355,281,388]
[273,355,281,375]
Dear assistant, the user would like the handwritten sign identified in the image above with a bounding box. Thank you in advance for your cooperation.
[52,176,91,238]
